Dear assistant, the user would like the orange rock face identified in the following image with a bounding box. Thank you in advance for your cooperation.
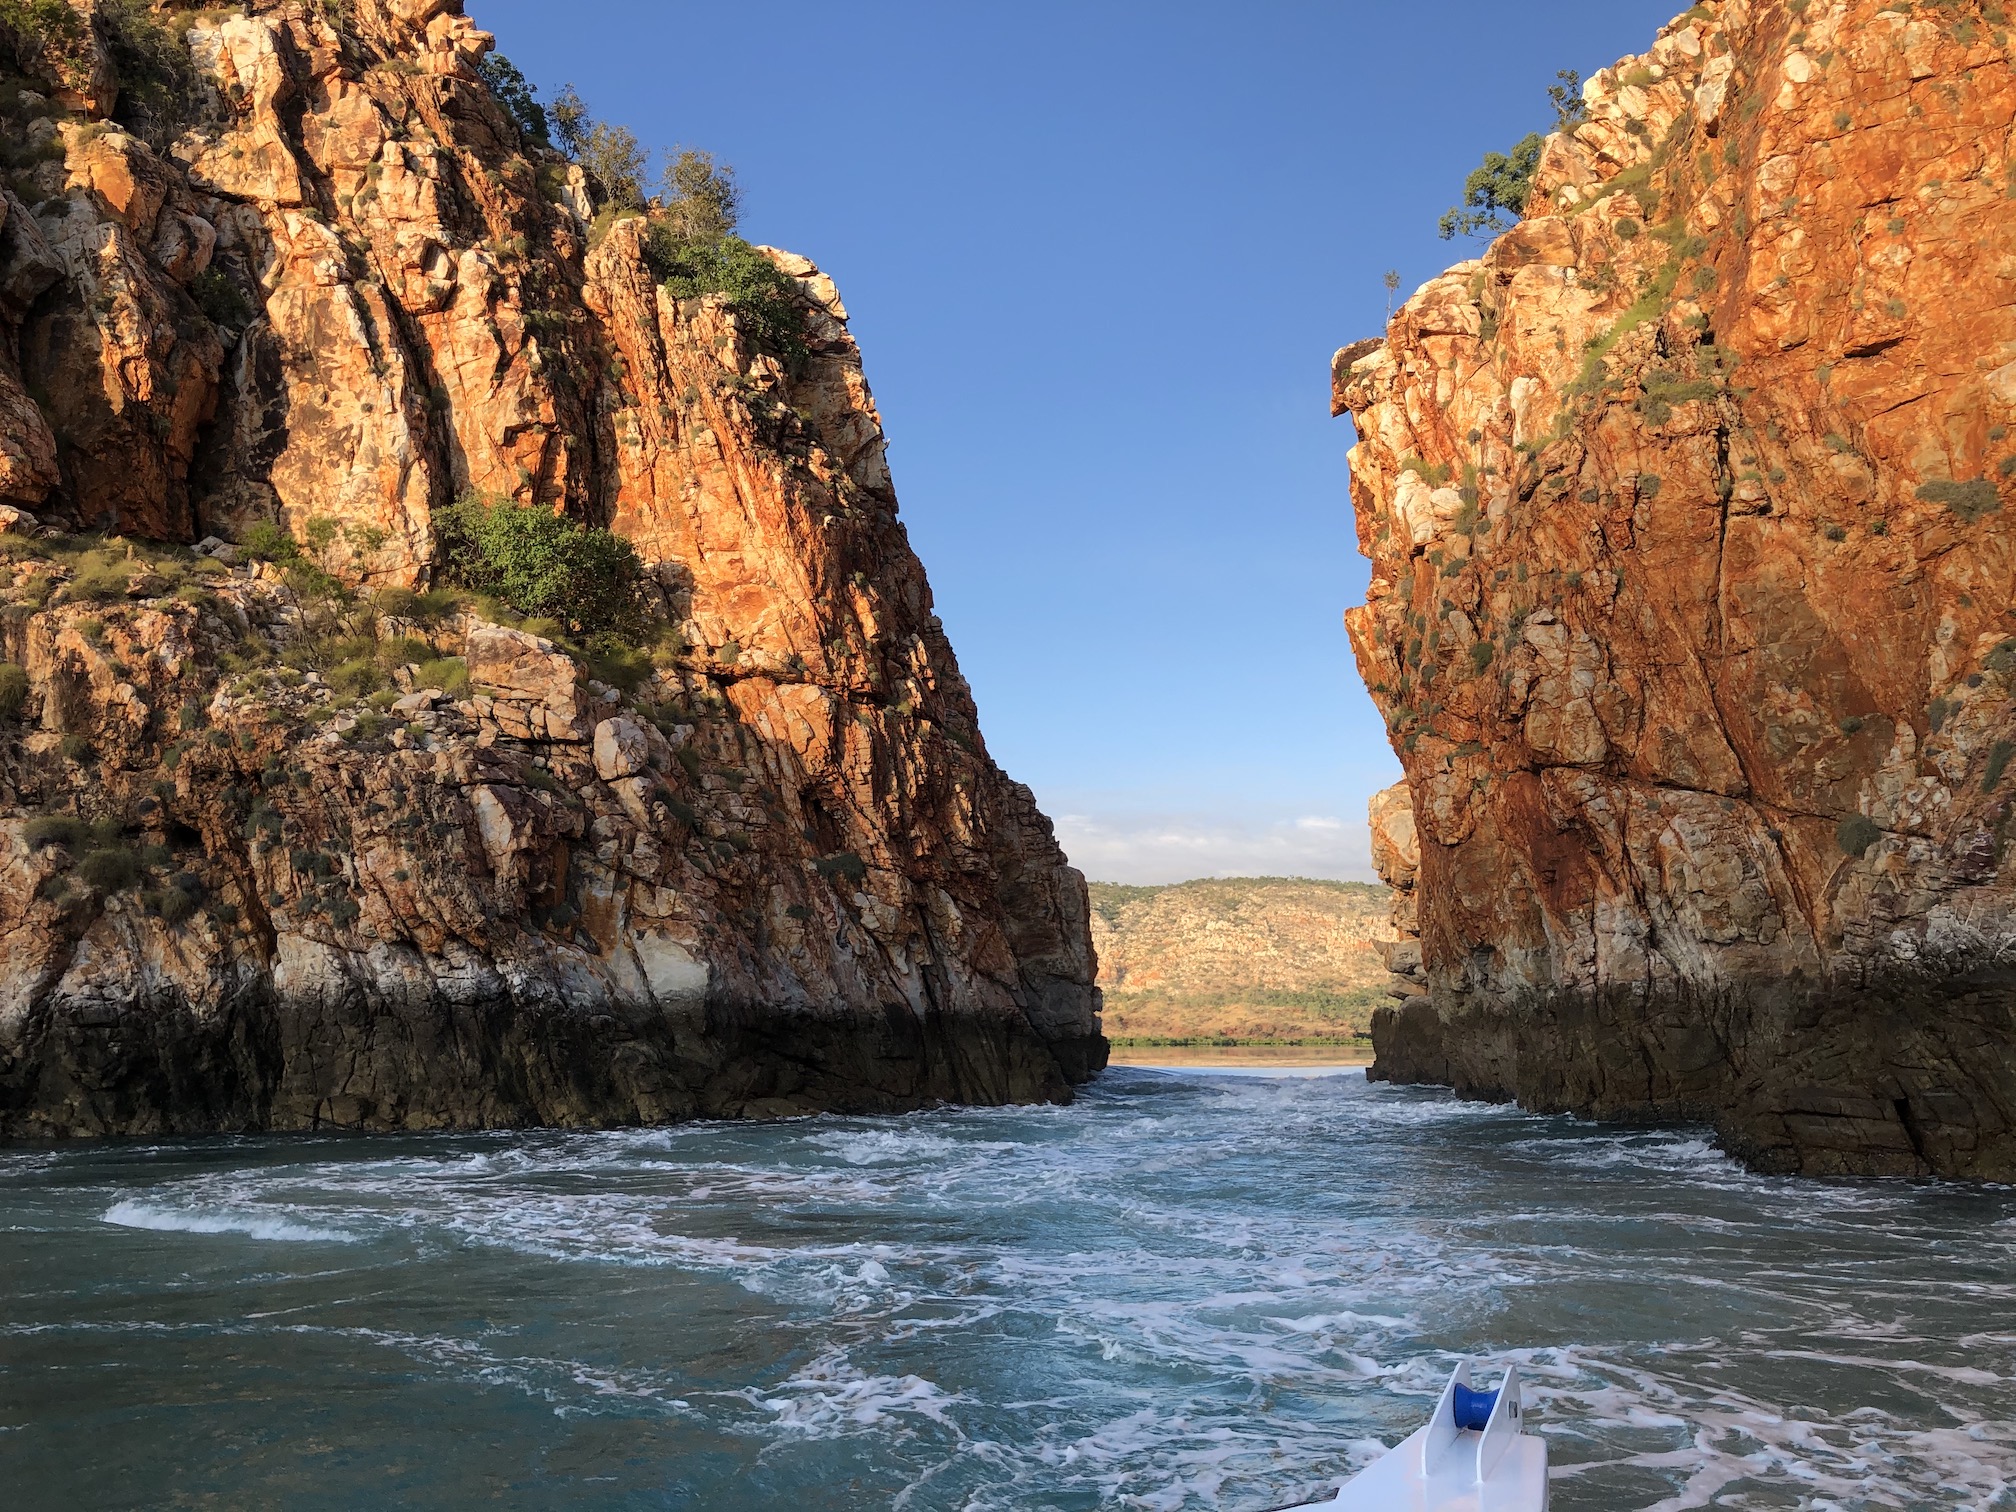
[0,0,1101,1133]
[1337,0,2016,1178]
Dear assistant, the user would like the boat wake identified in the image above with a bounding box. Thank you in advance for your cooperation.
[0,1068,2011,1508]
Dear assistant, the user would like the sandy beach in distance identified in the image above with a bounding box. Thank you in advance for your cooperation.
[1105,1044,1375,1070]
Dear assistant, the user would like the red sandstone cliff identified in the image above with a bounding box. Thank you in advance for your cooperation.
[0,0,1102,1134]
[1338,0,2016,1178]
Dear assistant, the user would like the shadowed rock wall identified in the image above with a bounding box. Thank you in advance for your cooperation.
[0,0,1102,1135]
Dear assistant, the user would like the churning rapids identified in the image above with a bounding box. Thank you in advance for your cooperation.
[3,1067,2014,1511]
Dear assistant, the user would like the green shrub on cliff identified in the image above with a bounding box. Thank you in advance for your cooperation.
[1986,740,2014,795]
[435,493,645,642]
[0,0,81,47]
[815,852,868,883]
[1436,68,1595,240]
[414,656,470,696]
[24,813,148,891]
[643,152,808,368]
[1638,368,1719,426]
[151,884,197,925]
[326,656,381,699]
[239,522,300,564]
[373,585,460,622]
[76,846,141,892]
[99,0,197,147]
[65,551,137,602]
[2,0,198,147]
[191,268,254,329]
[0,662,27,719]
[24,815,86,850]
[492,62,807,366]
[645,229,809,368]
[1915,478,2001,523]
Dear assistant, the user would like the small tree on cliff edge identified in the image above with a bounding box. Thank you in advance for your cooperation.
[1437,69,1586,240]
[1438,133,1544,240]
[551,83,647,210]
[479,53,549,147]
[659,149,742,244]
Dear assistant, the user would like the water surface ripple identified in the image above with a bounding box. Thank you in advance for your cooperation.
[3,1067,2013,1510]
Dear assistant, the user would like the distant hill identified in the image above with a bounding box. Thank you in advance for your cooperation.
[1088,878,1393,1044]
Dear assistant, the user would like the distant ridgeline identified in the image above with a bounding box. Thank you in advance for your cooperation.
[1088,878,1393,1044]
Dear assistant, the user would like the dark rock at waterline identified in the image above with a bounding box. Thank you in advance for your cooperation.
[2,991,1100,1138]
[1370,972,2016,1180]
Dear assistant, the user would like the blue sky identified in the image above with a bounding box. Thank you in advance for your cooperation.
[474,0,1680,882]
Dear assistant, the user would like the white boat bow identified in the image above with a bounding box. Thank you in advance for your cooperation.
[1276,1360,1549,1511]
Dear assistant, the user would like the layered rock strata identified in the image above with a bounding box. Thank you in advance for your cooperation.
[0,0,1102,1135]
[1339,0,2016,1177]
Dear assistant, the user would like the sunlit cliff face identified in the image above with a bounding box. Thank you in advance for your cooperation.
[1338,0,2016,1179]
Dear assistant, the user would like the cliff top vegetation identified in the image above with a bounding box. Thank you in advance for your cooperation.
[478,57,809,368]
[1437,68,1587,239]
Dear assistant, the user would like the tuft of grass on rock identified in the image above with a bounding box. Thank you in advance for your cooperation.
[0,662,27,719]
[1916,478,2000,522]
[1835,814,1882,858]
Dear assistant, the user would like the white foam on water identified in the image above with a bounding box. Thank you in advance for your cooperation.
[1126,1063,1368,1081]
[8,1069,2016,1510]
[746,1348,964,1437]
[1760,1348,2004,1387]
[273,1323,702,1419]
[101,1198,359,1244]
[1517,1345,2016,1511]
[804,1127,1012,1165]
[889,1391,1386,1512]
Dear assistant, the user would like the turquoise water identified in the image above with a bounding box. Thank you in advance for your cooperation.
[3,1067,2013,1511]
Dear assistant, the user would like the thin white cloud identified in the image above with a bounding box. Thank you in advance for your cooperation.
[1050,809,1378,885]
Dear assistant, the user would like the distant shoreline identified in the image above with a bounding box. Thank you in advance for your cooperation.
[1107,1043,1375,1069]
[1106,1037,1373,1049]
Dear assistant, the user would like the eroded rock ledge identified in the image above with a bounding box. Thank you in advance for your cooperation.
[1340,0,2016,1178]
[0,0,1101,1134]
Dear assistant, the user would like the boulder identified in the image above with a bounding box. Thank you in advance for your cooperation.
[593,716,650,781]
[464,624,586,741]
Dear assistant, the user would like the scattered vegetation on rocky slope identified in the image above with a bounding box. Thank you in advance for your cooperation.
[1089,878,1392,1044]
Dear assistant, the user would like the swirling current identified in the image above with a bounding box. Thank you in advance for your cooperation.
[3,1065,2013,1510]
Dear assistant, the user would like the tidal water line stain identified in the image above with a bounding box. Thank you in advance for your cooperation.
[3,1068,2013,1510]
